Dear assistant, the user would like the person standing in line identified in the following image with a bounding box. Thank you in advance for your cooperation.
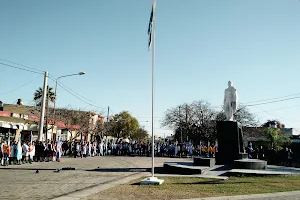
[2,141,9,166]
[56,140,62,162]
[82,142,87,158]
[0,140,4,166]
[288,148,293,167]
[22,141,29,164]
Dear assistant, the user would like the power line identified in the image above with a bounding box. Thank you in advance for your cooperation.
[48,74,106,110]
[109,107,116,115]
[246,96,300,107]
[253,106,300,123]
[212,91,300,109]
[256,104,300,113]
[0,74,42,96]
[48,76,105,112]
[0,62,43,74]
[57,82,105,111]
[242,92,300,104]
[144,125,173,131]
[0,58,44,73]
[57,79,106,109]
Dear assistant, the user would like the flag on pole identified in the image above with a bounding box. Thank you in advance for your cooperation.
[16,133,22,161]
[56,136,61,161]
[7,135,11,160]
[105,137,108,154]
[28,132,34,160]
[7,135,10,147]
[148,0,156,49]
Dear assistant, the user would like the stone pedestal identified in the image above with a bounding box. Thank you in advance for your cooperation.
[234,159,267,170]
[216,121,244,165]
[193,157,215,167]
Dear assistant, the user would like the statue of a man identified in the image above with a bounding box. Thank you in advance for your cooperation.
[223,81,238,121]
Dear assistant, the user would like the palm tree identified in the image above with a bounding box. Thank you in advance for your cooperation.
[33,86,56,106]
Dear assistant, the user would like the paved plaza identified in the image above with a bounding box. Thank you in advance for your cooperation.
[0,156,188,200]
[1,156,300,200]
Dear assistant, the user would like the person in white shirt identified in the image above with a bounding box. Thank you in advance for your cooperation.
[93,142,97,156]
[82,142,87,158]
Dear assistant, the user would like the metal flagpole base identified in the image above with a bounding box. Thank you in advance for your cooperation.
[140,177,164,185]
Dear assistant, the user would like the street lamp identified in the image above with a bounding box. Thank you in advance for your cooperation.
[54,72,85,100]
[52,72,86,139]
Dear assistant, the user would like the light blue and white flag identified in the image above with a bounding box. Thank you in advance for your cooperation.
[56,136,61,159]
[16,134,22,161]
[28,132,34,160]
[147,0,156,49]
[105,137,108,154]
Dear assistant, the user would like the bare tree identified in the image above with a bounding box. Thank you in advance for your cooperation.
[216,105,259,126]
[94,119,106,138]
[162,100,217,144]
[55,106,93,140]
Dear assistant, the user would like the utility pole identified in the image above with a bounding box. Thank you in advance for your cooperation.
[107,106,110,122]
[186,104,188,142]
[105,106,110,139]
[179,106,182,143]
[45,92,49,142]
[38,71,48,141]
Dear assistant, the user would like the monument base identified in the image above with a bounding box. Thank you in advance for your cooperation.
[239,153,248,159]
[216,121,244,165]
[140,177,164,185]
[193,157,215,167]
[233,159,267,170]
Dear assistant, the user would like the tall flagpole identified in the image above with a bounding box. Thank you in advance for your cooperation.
[141,0,163,184]
[151,0,156,178]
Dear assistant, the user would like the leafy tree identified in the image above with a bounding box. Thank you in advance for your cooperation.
[262,120,282,128]
[131,127,148,140]
[33,86,55,106]
[107,111,139,139]
[263,127,291,151]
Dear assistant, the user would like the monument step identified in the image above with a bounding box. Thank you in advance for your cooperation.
[163,162,209,175]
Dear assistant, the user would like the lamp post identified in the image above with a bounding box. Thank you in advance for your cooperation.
[51,72,85,140]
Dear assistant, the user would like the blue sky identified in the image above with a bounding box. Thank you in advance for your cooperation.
[1,0,300,137]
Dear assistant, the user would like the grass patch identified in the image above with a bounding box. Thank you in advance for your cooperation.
[86,176,300,200]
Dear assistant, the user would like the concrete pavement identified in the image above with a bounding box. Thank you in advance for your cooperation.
[183,191,300,200]
[0,156,190,200]
[1,156,300,200]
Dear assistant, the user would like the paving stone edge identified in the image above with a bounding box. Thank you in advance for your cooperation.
[181,190,300,200]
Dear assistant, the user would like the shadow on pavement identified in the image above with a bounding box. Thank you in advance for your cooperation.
[86,167,165,173]
[211,165,233,171]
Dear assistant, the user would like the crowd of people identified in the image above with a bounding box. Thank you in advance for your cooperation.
[2,137,295,168]
[246,142,295,166]
[0,136,219,166]
[62,140,218,158]
[0,137,62,166]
